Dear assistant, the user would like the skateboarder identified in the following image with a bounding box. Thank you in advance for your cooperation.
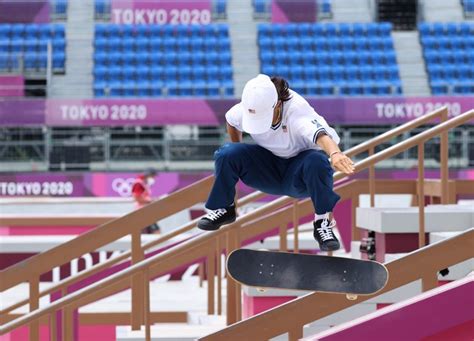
[197,74,355,251]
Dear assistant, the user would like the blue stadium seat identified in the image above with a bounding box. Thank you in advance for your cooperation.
[0,24,11,39]
[352,23,366,36]
[258,24,271,38]
[339,23,352,36]
[11,24,25,39]
[432,23,445,36]
[25,25,39,38]
[93,24,233,97]
[311,24,325,37]
[378,22,392,36]
[177,51,192,65]
[324,23,338,37]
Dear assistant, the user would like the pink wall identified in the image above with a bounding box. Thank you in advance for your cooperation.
[422,319,474,341]
[0,76,24,97]
[308,276,474,341]
[0,325,115,341]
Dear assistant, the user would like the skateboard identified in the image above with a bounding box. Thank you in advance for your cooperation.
[227,249,388,299]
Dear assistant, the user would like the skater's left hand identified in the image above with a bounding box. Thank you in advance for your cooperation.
[331,152,355,175]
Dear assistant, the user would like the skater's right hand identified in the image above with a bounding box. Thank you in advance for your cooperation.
[331,152,355,175]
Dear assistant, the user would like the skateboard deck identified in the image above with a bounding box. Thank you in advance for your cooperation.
[227,249,388,295]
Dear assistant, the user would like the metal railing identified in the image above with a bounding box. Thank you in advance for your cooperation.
[1,122,473,172]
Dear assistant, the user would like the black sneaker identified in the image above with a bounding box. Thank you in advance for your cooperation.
[197,206,236,231]
[313,218,340,251]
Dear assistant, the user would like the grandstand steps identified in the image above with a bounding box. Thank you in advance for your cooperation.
[50,0,94,98]
[227,0,260,95]
[331,0,373,22]
[392,31,430,96]
[423,0,464,22]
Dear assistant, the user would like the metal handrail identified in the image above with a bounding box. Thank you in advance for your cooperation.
[0,107,447,292]
[1,109,471,335]
[0,190,266,316]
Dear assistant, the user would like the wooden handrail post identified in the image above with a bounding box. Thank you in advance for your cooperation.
[440,108,449,204]
[207,241,216,315]
[131,230,145,330]
[293,200,299,253]
[422,272,439,292]
[216,236,222,315]
[63,307,73,341]
[289,326,303,341]
[418,143,426,248]
[198,263,204,288]
[279,225,288,252]
[226,227,240,325]
[49,313,57,341]
[29,276,39,341]
[143,268,151,341]
[351,194,360,242]
[369,147,375,207]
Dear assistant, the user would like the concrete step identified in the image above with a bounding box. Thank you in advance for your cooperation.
[399,67,427,77]
[356,205,474,233]
[399,77,428,86]
[396,55,424,63]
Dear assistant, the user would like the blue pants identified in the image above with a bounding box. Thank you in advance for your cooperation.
[206,143,340,214]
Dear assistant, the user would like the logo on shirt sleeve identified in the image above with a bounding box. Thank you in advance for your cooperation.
[311,119,322,128]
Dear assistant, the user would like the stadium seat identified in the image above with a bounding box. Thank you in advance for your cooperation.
[419,22,474,94]
[90,24,234,97]
[257,22,400,96]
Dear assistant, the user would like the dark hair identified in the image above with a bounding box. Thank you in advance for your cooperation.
[270,76,292,102]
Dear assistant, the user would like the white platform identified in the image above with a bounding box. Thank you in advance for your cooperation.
[356,205,474,233]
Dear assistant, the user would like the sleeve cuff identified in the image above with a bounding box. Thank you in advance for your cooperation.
[313,128,329,144]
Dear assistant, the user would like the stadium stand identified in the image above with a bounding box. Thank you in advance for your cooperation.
[214,0,227,18]
[50,0,68,20]
[95,0,111,20]
[462,0,474,18]
[258,22,401,96]
[0,24,66,73]
[93,24,234,97]
[419,22,474,95]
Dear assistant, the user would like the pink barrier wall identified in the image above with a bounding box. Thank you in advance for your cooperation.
[308,276,474,341]
[0,76,24,97]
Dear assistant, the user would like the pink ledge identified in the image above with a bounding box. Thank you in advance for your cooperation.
[305,275,474,341]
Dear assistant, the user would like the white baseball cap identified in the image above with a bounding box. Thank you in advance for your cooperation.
[239,74,278,134]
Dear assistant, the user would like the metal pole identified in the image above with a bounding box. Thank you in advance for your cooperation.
[46,41,52,96]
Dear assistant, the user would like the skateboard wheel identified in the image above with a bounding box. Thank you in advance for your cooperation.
[257,287,267,293]
[346,294,358,300]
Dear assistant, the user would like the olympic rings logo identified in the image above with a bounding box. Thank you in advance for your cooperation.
[111,178,136,197]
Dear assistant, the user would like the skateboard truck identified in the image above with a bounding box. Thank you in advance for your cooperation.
[360,231,376,260]
[346,294,358,300]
